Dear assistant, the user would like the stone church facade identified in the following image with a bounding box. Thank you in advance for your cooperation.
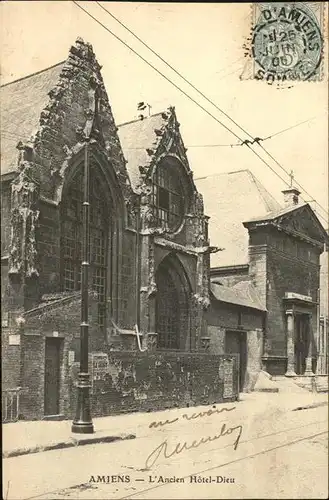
[1,39,236,421]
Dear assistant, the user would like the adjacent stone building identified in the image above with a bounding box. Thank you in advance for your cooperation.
[1,39,239,421]
[196,170,328,379]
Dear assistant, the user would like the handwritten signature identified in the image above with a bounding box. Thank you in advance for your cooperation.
[144,422,243,469]
[149,405,236,429]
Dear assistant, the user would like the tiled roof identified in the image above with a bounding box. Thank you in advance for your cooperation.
[0,62,65,175]
[117,113,167,191]
[195,169,281,267]
[0,62,170,191]
[210,281,266,311]
[244,201,308,224]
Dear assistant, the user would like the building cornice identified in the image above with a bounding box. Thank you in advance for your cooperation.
[248,220,324,248]
[154,237,207,255]
[210,264,249,275]
[271,221,324,248]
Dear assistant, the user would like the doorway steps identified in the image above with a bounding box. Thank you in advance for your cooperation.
[272,375,328,393]
[313,376,329,393]
[253,370,279,392]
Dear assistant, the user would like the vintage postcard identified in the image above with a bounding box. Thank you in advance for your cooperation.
[1,1,328,499]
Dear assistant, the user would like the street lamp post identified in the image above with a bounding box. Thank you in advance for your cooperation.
[71,137,94,434]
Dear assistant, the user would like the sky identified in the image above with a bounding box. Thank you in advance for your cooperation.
[1,1,328,227]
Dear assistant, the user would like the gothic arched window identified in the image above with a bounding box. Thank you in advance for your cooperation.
[152,160,184,231]
[156,266,180,349]
[155,254,191,350]
[61,166,109,327]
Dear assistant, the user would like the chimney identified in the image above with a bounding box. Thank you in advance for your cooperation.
[282,186,301,206]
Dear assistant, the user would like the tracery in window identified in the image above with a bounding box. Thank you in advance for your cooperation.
[155,254,191,351]
[156,267,179,349]
[152,161,184,231]
[61,167,109,327]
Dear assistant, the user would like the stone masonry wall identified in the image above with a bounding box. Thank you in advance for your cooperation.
[206,300,264,392]
[69,351,239,418]
[266,243,320,358]
[1,180,11,256]
[1,329,21,390]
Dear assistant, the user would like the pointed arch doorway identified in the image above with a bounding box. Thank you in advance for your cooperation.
[155,254,191,350]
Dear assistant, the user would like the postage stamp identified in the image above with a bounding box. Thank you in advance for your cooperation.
[245,2,325,83]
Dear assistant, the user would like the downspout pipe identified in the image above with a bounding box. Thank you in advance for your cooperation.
[135,200,141,330]
[135,200,146,351]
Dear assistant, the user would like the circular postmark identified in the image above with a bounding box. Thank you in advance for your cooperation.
[252,3,323,83]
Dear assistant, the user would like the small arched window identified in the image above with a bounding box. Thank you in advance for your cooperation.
[61,166,109,327]
[152,160,184,231]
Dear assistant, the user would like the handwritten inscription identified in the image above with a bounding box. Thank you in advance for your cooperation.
[149,405,236,429]
[144,422,243,469]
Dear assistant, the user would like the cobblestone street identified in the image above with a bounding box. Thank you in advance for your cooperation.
[3,391,328,499]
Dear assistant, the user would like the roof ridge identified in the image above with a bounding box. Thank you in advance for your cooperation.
[0,61,66,89]
[243,201,319,225]
[195,169,251,181]
[248,170,282,212]
[117,111,166,128]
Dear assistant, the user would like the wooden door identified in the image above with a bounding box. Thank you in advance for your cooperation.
[44,338,62,416]
[225,331,247,391]
[295,315,308,375]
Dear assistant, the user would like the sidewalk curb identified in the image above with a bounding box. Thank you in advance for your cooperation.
[292,401,328,412]
[3,433,136,459]
[255,388,279,393]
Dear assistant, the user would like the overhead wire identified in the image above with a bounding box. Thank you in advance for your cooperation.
[94,2,328,221]
[262,116,320,141]
[95,1,254,141]
[4,1,325,224]
[72,0,244,143]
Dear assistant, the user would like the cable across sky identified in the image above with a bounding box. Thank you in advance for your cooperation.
[15,1,327,226]
[92,2,328,222]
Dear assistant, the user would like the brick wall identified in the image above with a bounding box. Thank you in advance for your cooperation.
[69,351,239,417]
[1,330,21,390]
[20,335,45,419]
[207,300,240,330]
[18,334,69,421]
[207,300,263,331]
[206,300,264,392]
